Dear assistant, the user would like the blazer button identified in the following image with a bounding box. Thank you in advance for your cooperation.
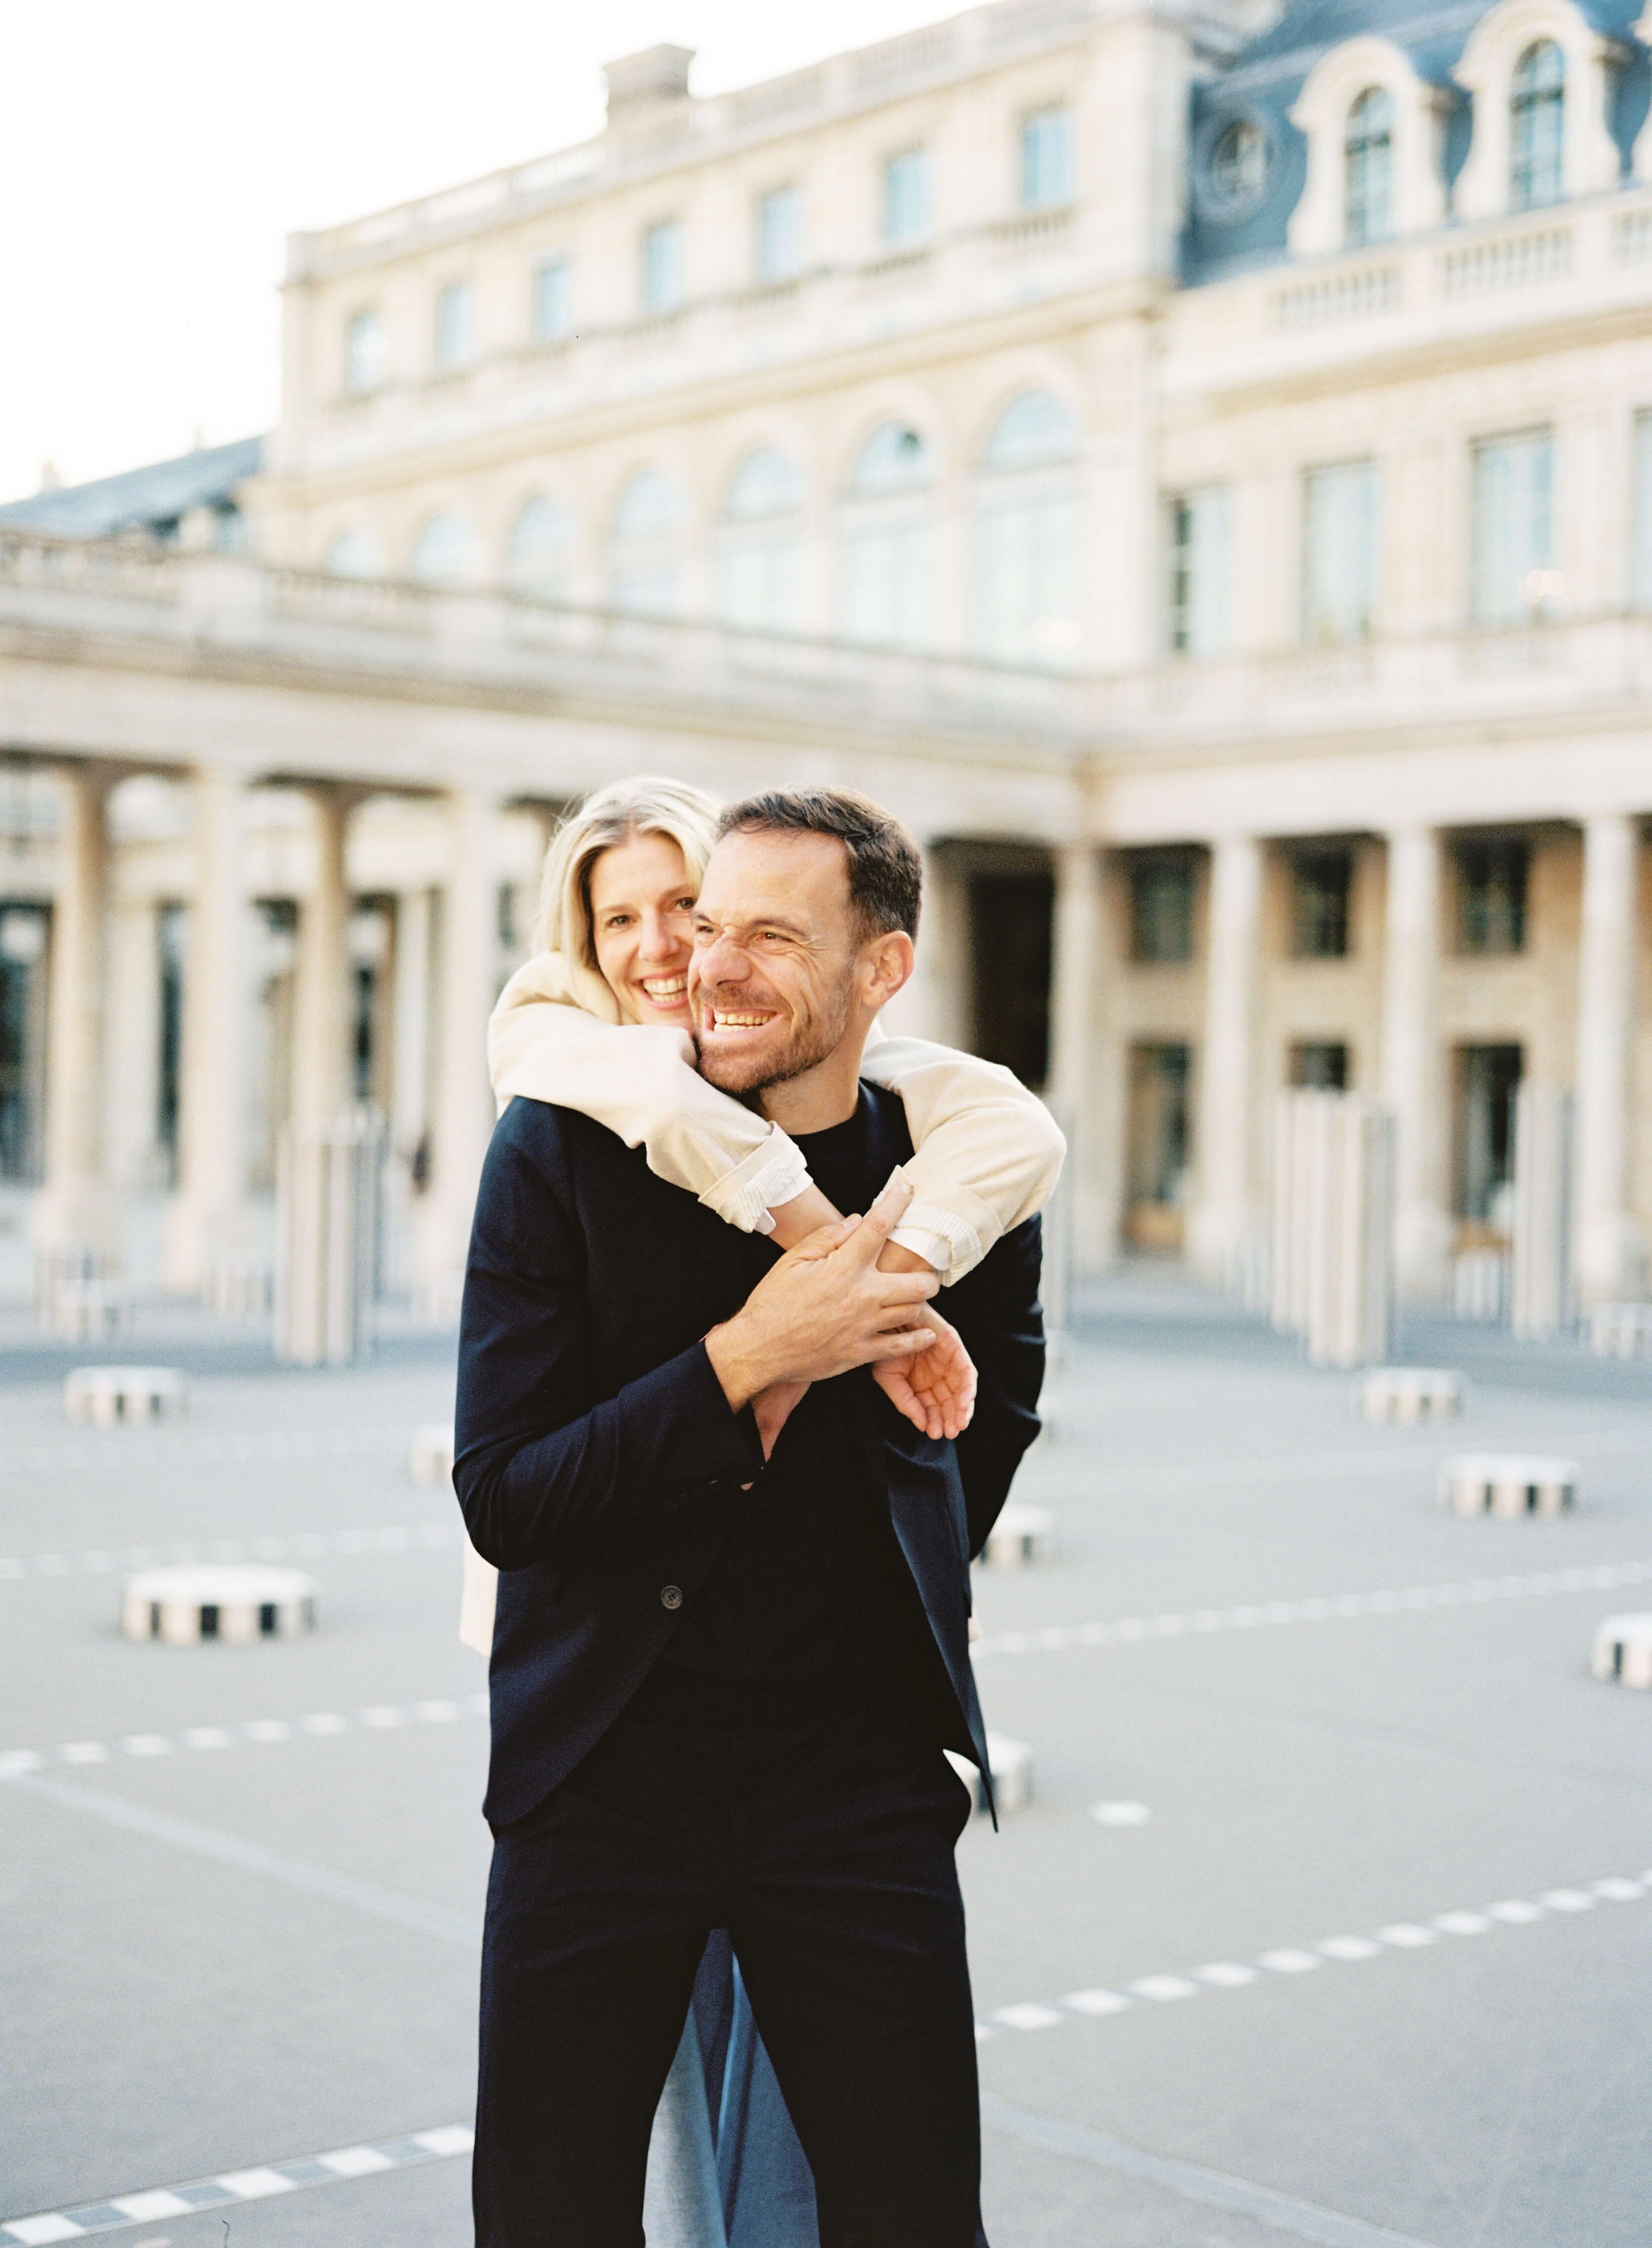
[660,1585,684,1611]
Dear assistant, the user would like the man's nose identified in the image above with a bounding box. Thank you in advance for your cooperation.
[694,931,750,987]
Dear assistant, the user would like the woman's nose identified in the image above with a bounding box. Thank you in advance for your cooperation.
[638,910,687,963]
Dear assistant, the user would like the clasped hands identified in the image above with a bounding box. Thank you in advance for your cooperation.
[704,1176,978,1455]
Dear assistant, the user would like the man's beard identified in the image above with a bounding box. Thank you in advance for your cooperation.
[695,984,855,1097]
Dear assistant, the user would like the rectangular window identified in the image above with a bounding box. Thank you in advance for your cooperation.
[1291,847,1353,959]
[756,186,803,282]
[1456,838,1529,954]
[1129,855,1196,963]
[1471,430,1556,622]
[883,149,929,243]
[1126,1042,1192,1233]
[641,220,684,312]
[1021,106,1073,208]
[434,280,473,370]
[1288,1040,1349,1090]
[1302,460,1379,644]
[343,309,386,395]
[1633,412,1652,609]
[1454,1043,1523,1224]
[1166,487,1231,657]
[532,257,572,342]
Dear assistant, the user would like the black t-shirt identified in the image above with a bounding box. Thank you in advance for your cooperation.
[656,1094,923,1694]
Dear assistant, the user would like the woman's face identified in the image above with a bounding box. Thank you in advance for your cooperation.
[587,832,698,1026]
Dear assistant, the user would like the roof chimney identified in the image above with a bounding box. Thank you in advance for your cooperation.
[603,44,695,125]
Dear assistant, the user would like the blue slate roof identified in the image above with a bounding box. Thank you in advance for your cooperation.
[0,436,264,538]
[1184,0,1650,282]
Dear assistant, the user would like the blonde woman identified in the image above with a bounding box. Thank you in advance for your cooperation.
[486,777,1063,1437]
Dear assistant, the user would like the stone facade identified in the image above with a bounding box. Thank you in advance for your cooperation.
[4,0,1652,1307]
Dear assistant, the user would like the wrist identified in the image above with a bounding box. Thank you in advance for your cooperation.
[704,1316,774,1411]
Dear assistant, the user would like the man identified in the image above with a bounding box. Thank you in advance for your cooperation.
[456,788,1046,2248]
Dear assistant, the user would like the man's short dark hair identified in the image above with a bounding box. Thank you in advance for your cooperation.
[715,787,922,944]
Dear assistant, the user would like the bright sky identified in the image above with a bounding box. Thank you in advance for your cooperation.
[0,0,954,506]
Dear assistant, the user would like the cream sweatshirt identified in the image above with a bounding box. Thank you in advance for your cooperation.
[485,949,1067,1282]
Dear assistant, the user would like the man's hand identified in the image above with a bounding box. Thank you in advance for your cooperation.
[872,1306,977,1441]
[705,1178,939,1411]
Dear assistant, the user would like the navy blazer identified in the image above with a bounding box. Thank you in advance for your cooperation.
[454,1081,1045,1828]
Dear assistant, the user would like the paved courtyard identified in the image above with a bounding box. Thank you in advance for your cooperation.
[2,1275,1649,2247]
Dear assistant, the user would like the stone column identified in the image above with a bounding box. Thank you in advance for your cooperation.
[1381,826,1450,1300]
[163,769,248,1291]
[35,766,115,1256]
[390,887,434,1161]
[418,790,498,1302]
[1187,834,1263,1282]
[1047,842,1107,1275]
[889,843,970,1047]
[1575,812,1645,1303]
[290,786,353,1128]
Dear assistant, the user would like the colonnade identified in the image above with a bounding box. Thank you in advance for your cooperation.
[31,762,508,1307]
[1171,816,1647,1307]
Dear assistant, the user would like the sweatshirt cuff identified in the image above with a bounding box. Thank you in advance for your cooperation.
[699,1129,810,1234]
[888,1226,956,1273]
[896,1193,994,1282]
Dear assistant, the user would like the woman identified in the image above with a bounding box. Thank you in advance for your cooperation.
[465,776,1065,2247]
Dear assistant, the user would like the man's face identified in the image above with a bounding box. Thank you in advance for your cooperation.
[689,829,862,1096]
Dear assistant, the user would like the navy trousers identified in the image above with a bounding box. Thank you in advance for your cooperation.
[474,1683,984,2248]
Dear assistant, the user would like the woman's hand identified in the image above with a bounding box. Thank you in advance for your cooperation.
[751,1379,810,1460]
[872,1305,977,1441]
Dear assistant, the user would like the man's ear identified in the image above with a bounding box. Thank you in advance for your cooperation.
[860,929,914,1012]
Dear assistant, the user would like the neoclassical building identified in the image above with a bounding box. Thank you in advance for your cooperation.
[4,0,1652,1307]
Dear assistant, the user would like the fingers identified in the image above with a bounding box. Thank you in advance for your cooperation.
[842,1174,915,1267]
[873,1271,939,1308]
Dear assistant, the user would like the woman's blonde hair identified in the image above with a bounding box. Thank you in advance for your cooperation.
[534,775,722,972]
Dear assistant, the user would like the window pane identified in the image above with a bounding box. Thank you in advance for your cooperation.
[1344,87,1392,245]
[1291,849,1353,957]
[1303,461,1379,644]
[1511,41,1565,211]
[344,311,386,395]
[1289,1041,1349,1089]
[533,259,571,342]
[611,470,682,615]
[1634,414,1652,610]
[642,221,683,312]
[725,447,804,522]
[1022,107,1073,208]
[1130,859,1195,962]
[883,150,928,242]
[1167,487,1231,657]
[1456,839,1528,954]
[983,391,1078,469]
[326,530,382,579]
[410,514,474,584]
[506,495,573,595]
[1471,431,1555,621]
[756,186,803,282]
[435,282,473,370]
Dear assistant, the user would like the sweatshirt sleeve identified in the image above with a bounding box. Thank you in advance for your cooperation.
[858,1035,1067,1283]
[487,957,808,1233]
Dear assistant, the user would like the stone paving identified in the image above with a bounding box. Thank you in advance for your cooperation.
[2,1274,1650,2246]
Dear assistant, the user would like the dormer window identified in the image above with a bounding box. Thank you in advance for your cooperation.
[1344,88,1393,243]
[1210,119,1268,205]
[1510,41,1565,210]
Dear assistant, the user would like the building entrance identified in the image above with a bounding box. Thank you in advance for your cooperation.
[1125,1040,1192,1251]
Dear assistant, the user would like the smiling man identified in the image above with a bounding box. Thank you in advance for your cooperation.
[457,787,1046,2248]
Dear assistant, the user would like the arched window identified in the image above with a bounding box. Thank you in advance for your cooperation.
[1344,88,1393,244]
[409,513,475,586]
[1510,41,1565,211]
[326,529,382,579]
[506,495,573,598]
[716,447,805,634]
[609,469,683,616]
[973,392,1082,666]
[838,422,934,650]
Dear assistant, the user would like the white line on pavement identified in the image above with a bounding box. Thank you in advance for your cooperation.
[0,1690,491,1777]
[0,1519,461,1581]
[974,1870,1651,2045]
[971,1558,1652,1658]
